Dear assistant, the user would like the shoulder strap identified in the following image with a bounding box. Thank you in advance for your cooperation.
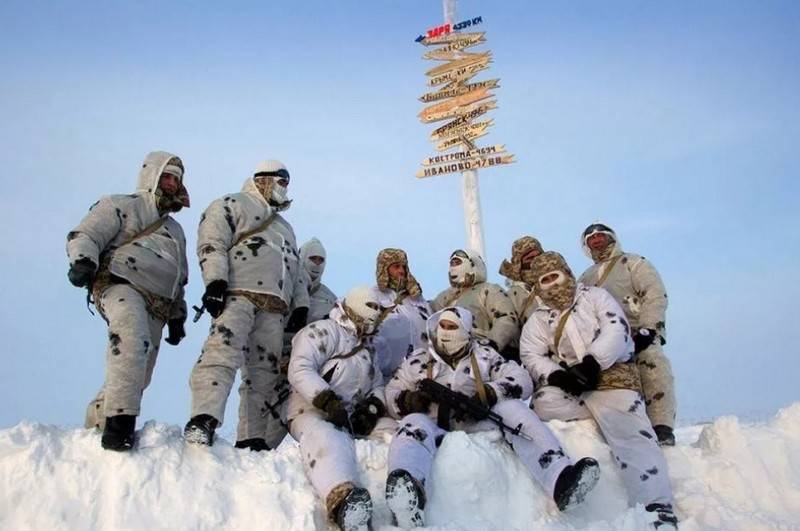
[553,304,575,353]
[232,211,279,248]
[117,217,167,249]
[594,254,623,287]
[329,341,366,362]
[469,350,489,405]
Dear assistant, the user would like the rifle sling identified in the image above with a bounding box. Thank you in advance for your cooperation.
[425,350,489,406]
[232,211,279,247]
[594,254,623,287]
[553,304,576,354]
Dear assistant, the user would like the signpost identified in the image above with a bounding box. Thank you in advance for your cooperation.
[415,2,515,259]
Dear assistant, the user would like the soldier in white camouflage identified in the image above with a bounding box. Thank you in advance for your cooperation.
[578,222,676,446]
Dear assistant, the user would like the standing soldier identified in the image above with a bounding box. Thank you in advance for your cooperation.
[371,248,431,380]
[431,249,517,356]
[66,151,190,451]
[578,222,676,446]
[184,160,309,451]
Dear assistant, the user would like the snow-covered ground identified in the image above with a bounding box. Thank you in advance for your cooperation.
[1,403,798,531]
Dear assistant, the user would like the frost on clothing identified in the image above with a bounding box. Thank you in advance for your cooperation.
[520,285,674,509]
[65,151,189,427]
[431,249,517,350]
[286,303,387,513]
[578,224,675,429]
[385,308,575,505]
[66,150,189,320]
[189,295,287,445]
[196,177,309,313]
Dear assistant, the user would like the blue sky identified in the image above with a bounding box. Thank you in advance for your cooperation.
[1,0,798,433]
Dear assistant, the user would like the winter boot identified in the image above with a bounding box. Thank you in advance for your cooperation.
[184,414,218,446]
[385,469,426,529]
[646,502,679,529]
[333,486,373,531]
[101,415,136,452]
[553,457,601,511]
[234,438,270,452]
[654,425,675,447]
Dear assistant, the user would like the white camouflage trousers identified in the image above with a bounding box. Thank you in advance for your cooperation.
[85,284,164,429]
[388,400,571,498]
[532,387,673,507]
[189,295,287,446]
[637,343,677,429]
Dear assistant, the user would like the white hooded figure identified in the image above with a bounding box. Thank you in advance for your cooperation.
[66,150,190,451]
[185,160,310,452]
[369,248,432,381]
[299,237,337,323]
[431,249,518,353]
[287,286,390,531]
[383,307,601,529]
[520,251,677,529]
[578,222,676,445]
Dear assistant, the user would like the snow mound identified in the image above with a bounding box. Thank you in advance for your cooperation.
[1,403,799,530]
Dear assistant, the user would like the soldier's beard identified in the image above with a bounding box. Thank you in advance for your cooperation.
[539,277,577,310]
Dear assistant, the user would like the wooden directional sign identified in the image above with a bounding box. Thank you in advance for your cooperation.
[430,119,493,141]
[424,35,486,54]
[422,98,496,125]
[419,86,492,123]
[425,52,491,77]
[421,31,485,46]
[436,128,490,151]
[428,57,491,86]
[420,78,499,104]
[422,144,506,166]
[423,49,485,62]
[416,154,516,178]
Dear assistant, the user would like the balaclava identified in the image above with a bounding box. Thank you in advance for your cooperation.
[434,308,471,365]
[253,160,291,208]
[530,251,577,311]
[498,236,544,286]
[448,250,475,287]
[300,237,326,291]
[582,222,617,263]
[342,285,386,336]
[375,248,422,297]
[155,157,190,213]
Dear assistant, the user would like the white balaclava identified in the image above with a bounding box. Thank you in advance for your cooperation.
[253,160,291,205]
[448,250,473,287]
[435,309,470,357]
[343,285,385,336]
[300,237,326,289]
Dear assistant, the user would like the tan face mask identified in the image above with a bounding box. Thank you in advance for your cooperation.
[537,271,577,310]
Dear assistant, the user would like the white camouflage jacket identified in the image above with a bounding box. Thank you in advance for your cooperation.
[66,151,188,319]
[519,284,633,389]
[385,308,533,421]
[197,176,309,312]
[287,304,385,421]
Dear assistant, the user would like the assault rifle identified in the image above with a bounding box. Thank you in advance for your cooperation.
[418,379,533,441]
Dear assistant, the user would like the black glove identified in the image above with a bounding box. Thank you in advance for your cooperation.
[312,389,348,428]
[633,328,657,354]
[548,369,585,396]
[165,319,186,346]
[285,307,309,333]
[568,355,601,393]
[202,280,228,319]
[397,388,433,416]
[67,257,97,288]
[349,396,385,437]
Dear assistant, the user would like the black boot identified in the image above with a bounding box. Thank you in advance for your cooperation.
[101,415,136,452]
[234,438,270,452]
[654,425,675,447]
[386,469,426,529]
[646,502,678,529]
[184,414,218,446]
[334,486,373,531]
[553,457,600,511]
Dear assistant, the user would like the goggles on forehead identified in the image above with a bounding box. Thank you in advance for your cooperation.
[254,169,290,182]
[583,223,613,238]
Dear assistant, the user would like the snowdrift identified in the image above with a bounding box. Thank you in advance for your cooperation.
[1,403,799,531]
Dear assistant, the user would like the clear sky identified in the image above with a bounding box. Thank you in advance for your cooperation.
[1,0,798,433]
